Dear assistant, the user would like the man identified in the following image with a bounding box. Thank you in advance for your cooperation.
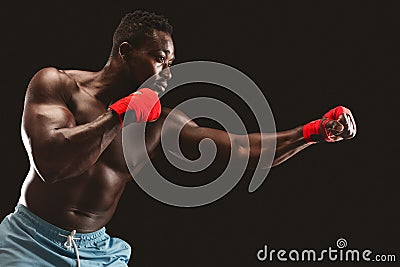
[0,10,356,266]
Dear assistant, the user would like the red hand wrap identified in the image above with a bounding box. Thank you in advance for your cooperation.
[302,119,330,143]
[109,88,161,126]
[322,106,352,120]
[303,106,356,143]
[303,106,352,143]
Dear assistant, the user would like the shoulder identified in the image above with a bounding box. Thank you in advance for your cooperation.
[25,67,78,104]
[160,107,198,128]
[29,67,77,89]
[154,107,199,137]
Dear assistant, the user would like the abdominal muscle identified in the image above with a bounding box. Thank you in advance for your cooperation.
[18,161,131,233]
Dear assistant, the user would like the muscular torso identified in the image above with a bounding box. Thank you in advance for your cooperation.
[19,69,165,232]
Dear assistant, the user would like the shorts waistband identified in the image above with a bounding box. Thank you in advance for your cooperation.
[14,204,107,247]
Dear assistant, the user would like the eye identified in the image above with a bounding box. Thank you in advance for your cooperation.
[156,56,166,64]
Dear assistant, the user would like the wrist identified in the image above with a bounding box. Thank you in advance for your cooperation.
[303,119,322,144]
[107,108,124,126]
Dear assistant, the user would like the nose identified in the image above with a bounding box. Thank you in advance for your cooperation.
[160,65,172,81]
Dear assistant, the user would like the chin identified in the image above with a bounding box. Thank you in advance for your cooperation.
[153,84,166,93]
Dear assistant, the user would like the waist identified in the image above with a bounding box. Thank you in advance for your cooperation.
[20,170,124,231]
[24,202,114,233]
[12,204,108,246]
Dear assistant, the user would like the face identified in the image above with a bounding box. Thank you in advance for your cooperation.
[122,30,175,93]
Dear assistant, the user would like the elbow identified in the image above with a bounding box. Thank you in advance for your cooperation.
[33,161,67,183]
[235,134,277,170]
[31,155,77,183]
[33,165,60,183]
[29,134,84,183]
[232,143,267,170]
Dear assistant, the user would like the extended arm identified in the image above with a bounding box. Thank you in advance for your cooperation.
[163,106,356,169]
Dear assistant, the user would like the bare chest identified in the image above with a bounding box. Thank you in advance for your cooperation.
[68,90,161,177]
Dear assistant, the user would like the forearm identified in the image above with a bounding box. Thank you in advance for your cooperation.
[32,111,120,182]
[245,126,310,168]
[271,126,311,166]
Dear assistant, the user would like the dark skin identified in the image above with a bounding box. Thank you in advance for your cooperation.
[19,30,354,232]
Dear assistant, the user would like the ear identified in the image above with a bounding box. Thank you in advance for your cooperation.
[119,42,132,60]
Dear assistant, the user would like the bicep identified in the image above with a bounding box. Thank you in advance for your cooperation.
[23,103,75,140]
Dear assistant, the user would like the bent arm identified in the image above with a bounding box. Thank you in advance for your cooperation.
[22,68,121,183]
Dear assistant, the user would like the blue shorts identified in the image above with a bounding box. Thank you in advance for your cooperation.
[0,204,131,266]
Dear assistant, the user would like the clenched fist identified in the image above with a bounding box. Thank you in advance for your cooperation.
[303,106,357,143]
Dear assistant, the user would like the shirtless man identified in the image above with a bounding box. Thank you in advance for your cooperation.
[0,10,356,266]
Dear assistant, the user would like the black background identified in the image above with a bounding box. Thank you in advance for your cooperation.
[1,1,399,266]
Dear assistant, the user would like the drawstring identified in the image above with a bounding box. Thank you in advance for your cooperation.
[59,230,81,267]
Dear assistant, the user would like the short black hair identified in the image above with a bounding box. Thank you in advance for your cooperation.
[111,10,173,56]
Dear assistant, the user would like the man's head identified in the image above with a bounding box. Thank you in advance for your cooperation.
[111,10,173,56]
[111,10,175,92]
